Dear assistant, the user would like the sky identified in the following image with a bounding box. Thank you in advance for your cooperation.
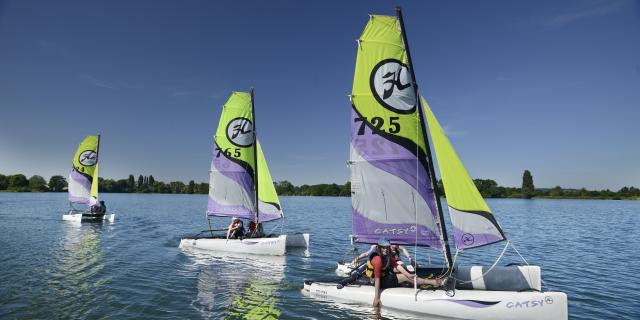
[0,0,638,190]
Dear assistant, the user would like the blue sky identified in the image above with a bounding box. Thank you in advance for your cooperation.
[0,0,638,190]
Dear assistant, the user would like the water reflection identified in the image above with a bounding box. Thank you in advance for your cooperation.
[41,223,111,318]
[182,249,285,319]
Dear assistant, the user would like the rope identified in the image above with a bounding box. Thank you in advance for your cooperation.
[267,223,280,236]
[413,86,420,300]
[510,241,550,291]
[452,240,510,284]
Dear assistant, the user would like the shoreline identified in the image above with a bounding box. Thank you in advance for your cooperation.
[1,190,637,201]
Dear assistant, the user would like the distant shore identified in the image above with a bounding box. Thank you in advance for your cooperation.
[2,173,638,200]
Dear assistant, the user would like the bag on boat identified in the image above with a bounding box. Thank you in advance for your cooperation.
[454,265,541,291]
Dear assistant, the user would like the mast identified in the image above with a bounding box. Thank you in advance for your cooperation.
[250,87,259,224]
[95,134,101,202]
[395,6,453,269]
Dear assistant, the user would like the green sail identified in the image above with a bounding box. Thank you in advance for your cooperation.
[256,140,283,221]
[208,92,257,219]
[68,135,99,205]
[208,91,283,222]
[91,163,99,201]
[349,14,443,248]
[215,91,256,173]
[423,97,505,250]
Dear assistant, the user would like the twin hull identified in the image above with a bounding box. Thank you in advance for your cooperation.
[62,212,115,223]
[179,234,308,256]
[303,281,568,320]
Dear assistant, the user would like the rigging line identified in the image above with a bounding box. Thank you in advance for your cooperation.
[510,241,545,291]
[451,240,511,284]
[413,82,419,299]
[267,223,280,236]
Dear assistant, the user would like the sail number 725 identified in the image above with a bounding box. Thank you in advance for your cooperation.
[354,116,400,135]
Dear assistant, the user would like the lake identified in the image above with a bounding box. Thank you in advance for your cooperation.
[0,193,638,319]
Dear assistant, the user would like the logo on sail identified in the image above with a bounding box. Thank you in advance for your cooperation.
[462,233,475,246]
[226,117,254,147]
[370,59,416,113]
[78,150,97,166]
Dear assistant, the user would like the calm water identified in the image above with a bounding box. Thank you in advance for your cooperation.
[0,193,638,319]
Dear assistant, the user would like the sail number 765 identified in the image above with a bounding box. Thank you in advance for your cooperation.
[215,148,241,158]
[354,116,400,135]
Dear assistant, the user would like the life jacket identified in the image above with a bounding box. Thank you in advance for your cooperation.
[365,251,391,278]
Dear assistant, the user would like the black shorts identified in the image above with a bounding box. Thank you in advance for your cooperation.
[380,273,398,289]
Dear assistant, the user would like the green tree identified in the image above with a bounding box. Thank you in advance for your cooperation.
[169,181,186,194]
[7,174,28,190]
[549,186,564,197]
[28,175,48,191]
[0,174,7,190]
[149,175,155,185]
[127,175,135,192]
[187,180,196,194]
[48,175,67,192]
[275,181,295,195]
[137,175,144,190]
[197,182,209,194]
[521,170,534,199]
[339,182,351,196]
[474,179,500,198]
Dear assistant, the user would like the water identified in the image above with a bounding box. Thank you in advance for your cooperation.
[0,193,638,319]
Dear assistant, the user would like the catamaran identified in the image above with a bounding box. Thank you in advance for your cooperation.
[179,89,309,256]
[303,7,568,319]
[63,135,115,222]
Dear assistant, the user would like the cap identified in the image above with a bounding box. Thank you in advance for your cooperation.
[377,238,391,247]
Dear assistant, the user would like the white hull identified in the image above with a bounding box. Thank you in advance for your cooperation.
[285,232,309,248]
[336,262,355,276]
[336,262,413,277]
[62,212,115,223]
[179,235,287,256]
[303,281,568,320]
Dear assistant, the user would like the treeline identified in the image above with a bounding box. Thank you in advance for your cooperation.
[274,181,351,197]
[2,171,639,200]
[98,175,208,194]
[273,169,640,200]
[0,173,209,194]
[462,179,640,200]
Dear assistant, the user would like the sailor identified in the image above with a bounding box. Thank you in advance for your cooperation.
[366,239,445,307]
[352,242,414,268]
[246,221,264,238]
[96,200,106,214]
[365,239,396,307]
[226,217,245,239]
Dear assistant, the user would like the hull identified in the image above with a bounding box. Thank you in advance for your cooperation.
[179,235,287,256]
[336,262,413,277]
[303,281,568,320]
[62,211,115,223]
[285,233,309,248]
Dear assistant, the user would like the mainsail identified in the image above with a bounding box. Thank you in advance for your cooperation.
[350,15,443,248]
[207,91,283,222]
[423,98,506,250]
[68,135,100,205]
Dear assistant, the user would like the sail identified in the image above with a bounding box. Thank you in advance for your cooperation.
[256,141,283,222]
[349,15,443,248]
[423,98,506,250]
[207,92,257,220]
[68,135,99,205]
